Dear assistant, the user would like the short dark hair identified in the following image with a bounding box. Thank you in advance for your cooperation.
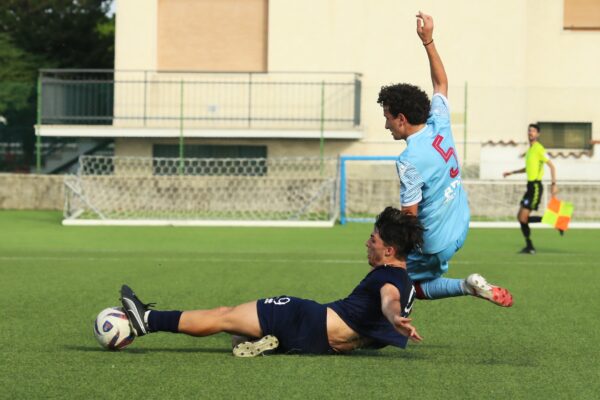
[374,207,424,260]
[377,83,430,124]
[529,123,540,132]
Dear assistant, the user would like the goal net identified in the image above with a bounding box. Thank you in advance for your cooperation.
[63,155,339,227]
[340,156,600,228]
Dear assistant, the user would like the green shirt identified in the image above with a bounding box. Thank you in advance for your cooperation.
[525,141,549,181]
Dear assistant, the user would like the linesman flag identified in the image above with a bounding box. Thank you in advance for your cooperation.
[542,197,574,231]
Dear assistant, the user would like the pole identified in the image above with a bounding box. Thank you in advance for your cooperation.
[36,72,42,173]
[320,81,325,175]
[248,73,252,128]
[143,71,148,127]
[179,79,184,175]
[463,81,468,167]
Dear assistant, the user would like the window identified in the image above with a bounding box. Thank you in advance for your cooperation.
[564,0,600,30]
[537,122,592,150]
[152,144,267,175]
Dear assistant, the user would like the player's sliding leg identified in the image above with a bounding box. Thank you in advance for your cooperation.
[120,285,263,338]
[120,285,277,357]
[415,276,513,307]
[178,302,262,338]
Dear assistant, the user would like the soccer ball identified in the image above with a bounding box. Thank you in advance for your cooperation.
[93,307,135,350]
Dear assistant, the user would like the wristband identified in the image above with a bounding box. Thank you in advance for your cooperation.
[423,39,434,46]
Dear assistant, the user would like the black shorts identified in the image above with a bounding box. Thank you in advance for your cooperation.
[520,180,543,211]
[256,296,334,355]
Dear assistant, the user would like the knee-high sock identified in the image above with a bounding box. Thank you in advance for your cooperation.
[416,277,467,300]
[528,216,542,223]
[520,222,533,247]
[147,310,182,333]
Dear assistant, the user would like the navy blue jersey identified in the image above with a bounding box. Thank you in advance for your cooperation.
[325,265,416,349]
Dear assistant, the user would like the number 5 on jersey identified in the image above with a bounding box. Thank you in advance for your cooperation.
[432,134,459,178]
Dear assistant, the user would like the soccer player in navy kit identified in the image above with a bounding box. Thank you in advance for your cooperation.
[120,207,423,356]
[377,12,513,306]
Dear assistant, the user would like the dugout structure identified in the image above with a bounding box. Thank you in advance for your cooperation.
[63,155,339,227]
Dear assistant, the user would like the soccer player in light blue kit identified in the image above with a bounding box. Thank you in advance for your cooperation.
[377,12,513,306]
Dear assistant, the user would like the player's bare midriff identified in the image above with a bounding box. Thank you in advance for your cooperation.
[326,307,371,352]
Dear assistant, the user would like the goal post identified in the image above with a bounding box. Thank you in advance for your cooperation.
[63,155,340,227]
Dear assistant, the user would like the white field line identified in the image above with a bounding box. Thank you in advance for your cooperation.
[0,256,592,266]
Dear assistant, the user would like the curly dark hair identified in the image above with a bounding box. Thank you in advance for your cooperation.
[374,206,424,260]
[377,83,430,125]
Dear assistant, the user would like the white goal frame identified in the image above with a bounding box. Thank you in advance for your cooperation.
[63,155,339,227]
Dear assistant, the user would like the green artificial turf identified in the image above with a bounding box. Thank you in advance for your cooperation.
[0,211,599,399]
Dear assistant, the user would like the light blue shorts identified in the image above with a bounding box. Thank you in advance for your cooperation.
[407,225,469,281]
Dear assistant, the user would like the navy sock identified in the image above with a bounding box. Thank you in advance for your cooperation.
[147,310,182,333]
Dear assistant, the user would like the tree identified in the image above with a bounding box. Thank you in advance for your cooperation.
[0,0,114,170]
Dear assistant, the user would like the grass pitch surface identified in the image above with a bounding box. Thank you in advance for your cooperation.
[1,211,599,399]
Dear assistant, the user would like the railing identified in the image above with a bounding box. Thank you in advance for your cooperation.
[39,70,362,130]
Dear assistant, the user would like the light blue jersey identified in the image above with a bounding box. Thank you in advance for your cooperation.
[396,94,470,279]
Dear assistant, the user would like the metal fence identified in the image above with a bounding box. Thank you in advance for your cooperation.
[40,70,362,130]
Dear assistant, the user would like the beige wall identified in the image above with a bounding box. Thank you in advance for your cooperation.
[114,0,600,162]
[267,0,600,160]
[115,0,158,70]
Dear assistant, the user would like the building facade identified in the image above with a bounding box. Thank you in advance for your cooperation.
[38,0,600,175]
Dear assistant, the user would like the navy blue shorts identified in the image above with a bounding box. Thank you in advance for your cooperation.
[256,296,334,355]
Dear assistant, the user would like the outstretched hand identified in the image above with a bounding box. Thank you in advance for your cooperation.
[416,11,434,44]
[393,315,423,343]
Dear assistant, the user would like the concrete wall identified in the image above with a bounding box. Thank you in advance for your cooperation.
[0,174,64,210]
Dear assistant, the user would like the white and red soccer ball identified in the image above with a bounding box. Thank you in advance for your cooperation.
[93,307,135,350]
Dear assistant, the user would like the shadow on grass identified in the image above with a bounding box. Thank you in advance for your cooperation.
[64,345,230,354]
[66,345,431,359]
[65,344,531,366]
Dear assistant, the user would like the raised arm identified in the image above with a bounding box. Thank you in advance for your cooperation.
[380,284,422,342]
[416,11,448,97]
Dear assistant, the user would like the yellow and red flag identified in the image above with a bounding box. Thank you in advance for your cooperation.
[542,197,574,231]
